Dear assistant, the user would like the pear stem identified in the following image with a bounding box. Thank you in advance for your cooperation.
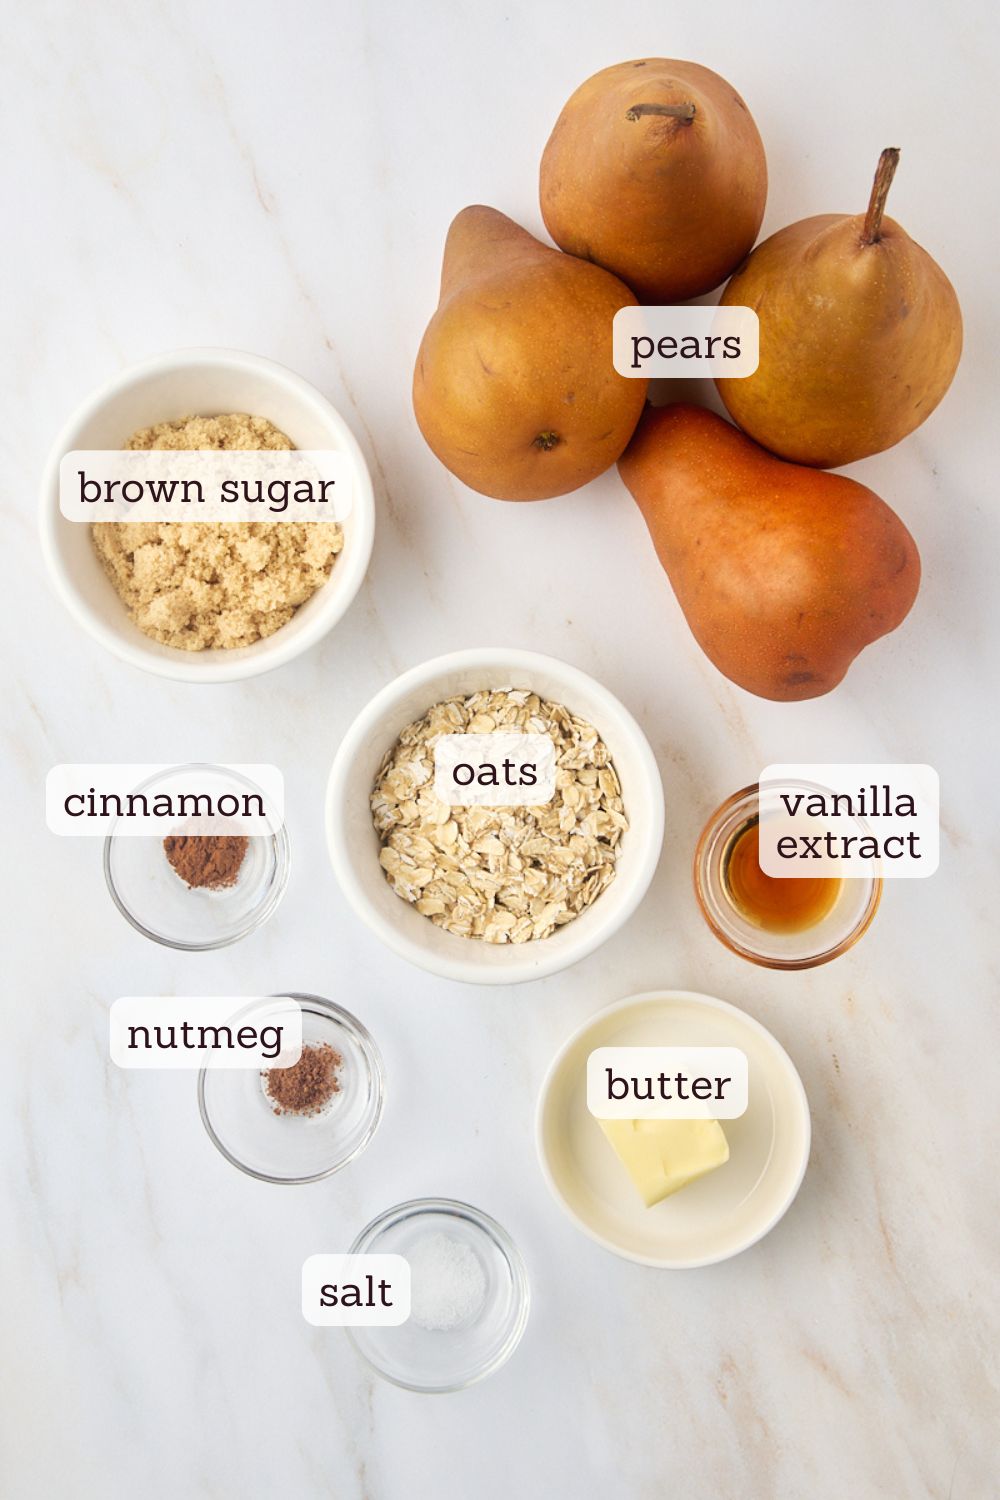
[862,147,901,244]
[626,102,696,123]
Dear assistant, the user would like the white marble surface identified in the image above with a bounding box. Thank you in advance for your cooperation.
[3,1,998,1496]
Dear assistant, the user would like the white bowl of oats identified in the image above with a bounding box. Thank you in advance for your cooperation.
[40,349,375,682]
[326,649,664,985]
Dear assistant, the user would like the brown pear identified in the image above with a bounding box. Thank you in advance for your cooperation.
[618,404,920,701]
[718,149,963,466]
[412,206,646,501]
[540,59,767,303]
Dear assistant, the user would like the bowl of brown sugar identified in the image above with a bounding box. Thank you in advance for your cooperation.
[40,349,375,682]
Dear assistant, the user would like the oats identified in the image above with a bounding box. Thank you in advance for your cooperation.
[370,688,629,944]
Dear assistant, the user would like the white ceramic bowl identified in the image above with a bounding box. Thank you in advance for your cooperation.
[536,991,812,1268]
[326,649,664,985]
[39,348,375,682]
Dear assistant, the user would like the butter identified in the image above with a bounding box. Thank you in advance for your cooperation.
[598,1116,730,1207]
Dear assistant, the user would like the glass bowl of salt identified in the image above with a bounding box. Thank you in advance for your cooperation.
[347,1198,529,1392]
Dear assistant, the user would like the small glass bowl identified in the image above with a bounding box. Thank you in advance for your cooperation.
[694,784,882,969]
[198,995,384,1183]
[347,1199,529,1393]
[103,763,289,950]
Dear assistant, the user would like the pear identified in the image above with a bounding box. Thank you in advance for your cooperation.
[717,149,962,467]
[539,59,767,303]
[618,404,920,701]
[412,206,646,501]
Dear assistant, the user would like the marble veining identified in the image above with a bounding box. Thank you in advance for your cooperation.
[2,1,997,1496]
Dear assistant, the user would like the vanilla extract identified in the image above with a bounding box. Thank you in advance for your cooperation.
[724,819,841,932]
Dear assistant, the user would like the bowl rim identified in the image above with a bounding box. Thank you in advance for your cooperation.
[534,988,812,1268]
[197,992,385,1184]
[38,346,376,683]
[346,1196,531,1393]
[325,647,665,985]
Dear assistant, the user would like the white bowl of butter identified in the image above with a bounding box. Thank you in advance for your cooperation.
[536,991,811,1268]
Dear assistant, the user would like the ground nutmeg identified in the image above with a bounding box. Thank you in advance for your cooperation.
[263,1042,343,1116]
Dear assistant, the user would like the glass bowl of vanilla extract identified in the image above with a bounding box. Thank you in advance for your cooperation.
[694,784,882,969]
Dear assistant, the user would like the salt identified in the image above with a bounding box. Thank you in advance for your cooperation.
[408,1231,487,1331]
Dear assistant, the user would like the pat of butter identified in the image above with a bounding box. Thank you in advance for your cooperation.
[598,1117,730,1207]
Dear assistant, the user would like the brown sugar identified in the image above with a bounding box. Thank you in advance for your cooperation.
[263,1042,343,1116]
[91,413,343,650]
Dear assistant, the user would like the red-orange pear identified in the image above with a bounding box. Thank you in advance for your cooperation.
[618,404,920,701]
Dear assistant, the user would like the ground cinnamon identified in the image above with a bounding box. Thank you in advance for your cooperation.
[163,833,248,890]
[263,1042,342,1116]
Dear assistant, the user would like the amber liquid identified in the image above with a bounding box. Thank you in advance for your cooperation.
[723,819,842,934]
